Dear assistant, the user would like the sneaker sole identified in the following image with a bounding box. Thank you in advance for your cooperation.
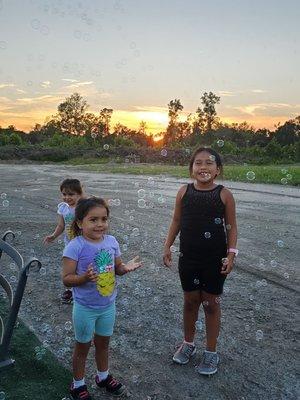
[172,347,196,364]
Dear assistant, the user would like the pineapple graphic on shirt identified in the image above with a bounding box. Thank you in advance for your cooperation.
[94,250,115,297]
[65,213,75,241]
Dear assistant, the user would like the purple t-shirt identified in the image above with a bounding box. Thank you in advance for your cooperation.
[63,235,121,309]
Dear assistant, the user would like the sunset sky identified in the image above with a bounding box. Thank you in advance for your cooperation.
[0,0,299,134]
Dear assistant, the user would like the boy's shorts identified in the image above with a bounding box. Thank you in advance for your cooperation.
[72,301,116,343]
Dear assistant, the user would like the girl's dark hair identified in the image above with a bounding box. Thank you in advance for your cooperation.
[189,147,223,178]
[60,178,83,195]
[71,197,110,237]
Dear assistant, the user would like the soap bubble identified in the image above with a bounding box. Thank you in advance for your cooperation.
[255,330,264,341]
[2,200,9,207]
[277,240,284,248]
[204,232,211,239]
[280,178,288,185]
[103,144,109,150]
[137,189,146,198]
[246,171,255,181]
[217,139,224,147]
[0,193,7,199]
[195,320,203,330]
[170,246,177,253]
[64,321,72,331]
[214,218,222,224]
[160,149,168,157]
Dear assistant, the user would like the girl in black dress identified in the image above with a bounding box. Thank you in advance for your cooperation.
[163,147,238,375]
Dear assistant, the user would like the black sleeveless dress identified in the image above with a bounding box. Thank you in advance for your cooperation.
[178,183,227,294]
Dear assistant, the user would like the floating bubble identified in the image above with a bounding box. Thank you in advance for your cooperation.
[39,267,46,276]
[225,224,231,230]
[284,272,289,279]
[215,296,221,304]
[161,149,168,157]
[245,324,250,332]
[261,279,267,286]
[221,257,228,265]
[277,240,284,248]
[170,246,177,253]
[202,300,209,307]
[114,198,121,206]
[286,174,292,180]
[9,276,17,283]
[195,320,203,330]
[64,321,72,331]
[31,19,40,29]
[249,295,254,301]
[246,171,255,181]
[91,132,97,139]
[137,189,146,198]
[0,193,7,199]
[65,336,72,346]
[132,228,139,236]
[103,144,109,150]
[209,155,216,162]
[122,244,128,251]
[204,232,211,239]
[255,330,264,341]
[132,375,139,384]
[193,278,200,285]
[280,178,288,185]
[0,41,7,50]
[2,200,9,207]
[217,139,224,147]
[214,218,222,224]
[157,196,165,204]
[270,260,277,268]
[281,168,287,174]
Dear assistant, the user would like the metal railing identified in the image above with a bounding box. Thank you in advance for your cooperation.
[0,230,41,369]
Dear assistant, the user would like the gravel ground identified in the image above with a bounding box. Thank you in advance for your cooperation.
[0,163,299,400]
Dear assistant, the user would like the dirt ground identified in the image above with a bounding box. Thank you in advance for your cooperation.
[0,163,299,400]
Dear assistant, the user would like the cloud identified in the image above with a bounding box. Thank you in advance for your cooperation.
[133,105,168,113]
[40,81,51,88]
[233,103,296,117]
[217,91,237,97]
[16,95,61,104]
[64,81,94,89]
[251,89,267,94]
[0,83,16,89]
[61,78,79,83]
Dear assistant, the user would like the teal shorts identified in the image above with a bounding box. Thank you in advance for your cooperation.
[72,301,116,343]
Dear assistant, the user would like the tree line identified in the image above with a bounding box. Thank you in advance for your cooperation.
[0,92,299,163]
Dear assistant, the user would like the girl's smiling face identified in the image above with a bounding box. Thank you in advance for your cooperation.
[77,206,109,242]
[192,151,220,183]
[61,190,81,207]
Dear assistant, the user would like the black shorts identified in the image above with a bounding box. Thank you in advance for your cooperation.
[178,256,226,295]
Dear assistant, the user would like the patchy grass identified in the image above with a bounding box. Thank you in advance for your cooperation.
[0,299,71,400]
[66,159,300,186]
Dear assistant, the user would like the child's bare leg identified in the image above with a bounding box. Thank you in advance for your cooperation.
[183,290,202,342]
[94,334,110,372]
[73,341,91,380]
[201,291,221,352]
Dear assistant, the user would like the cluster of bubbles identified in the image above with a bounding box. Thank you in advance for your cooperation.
[34,345,47,361]
[280,168,293,185]
[1,192,9,207]
[108,198,121,206]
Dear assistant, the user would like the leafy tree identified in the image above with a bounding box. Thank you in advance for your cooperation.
[57,93,88,135]
[273,116,300,145]
[165,99,183,145]
[99,108,113,136]
[201,91,220,131]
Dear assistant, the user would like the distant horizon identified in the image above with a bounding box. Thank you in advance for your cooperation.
[0,1,299,134]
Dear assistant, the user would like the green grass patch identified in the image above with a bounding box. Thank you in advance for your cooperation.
[67,159,300,186]
[0,299,71,400]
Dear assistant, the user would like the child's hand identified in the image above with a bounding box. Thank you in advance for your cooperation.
[43,234,55,245]
[123,256,142,273]
[163,247,172,268]
[220,255,234,275]
[85,264,98,282]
